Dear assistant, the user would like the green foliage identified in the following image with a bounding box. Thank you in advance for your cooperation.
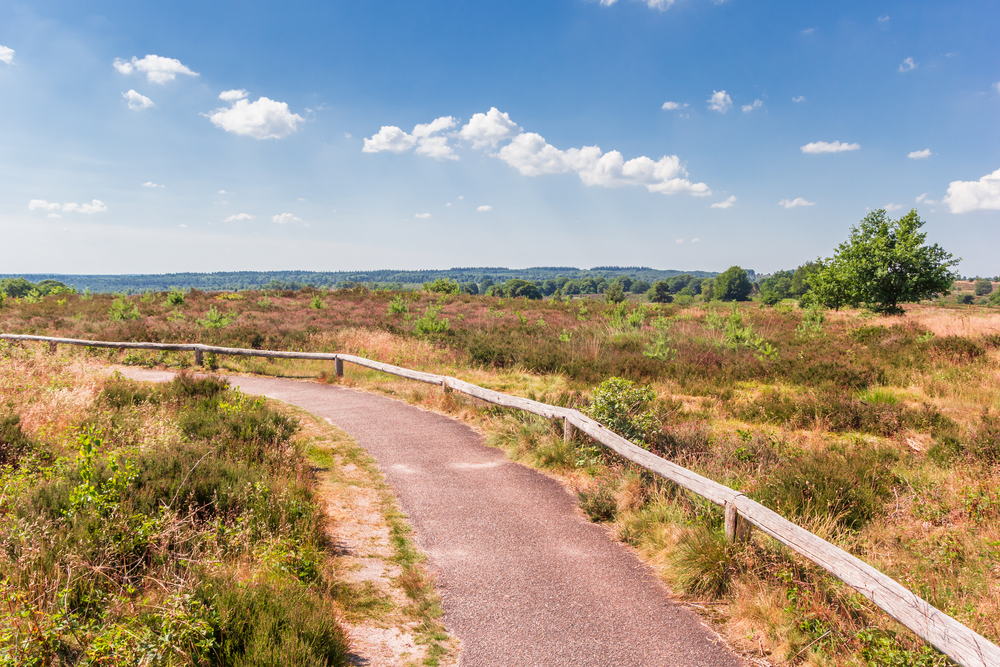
[855,628,948,667]
[671,526,739,599]
[578,480,618,522]
[796,306,826,337]
[108,296,141,321]
[0,414,40,467]
[585,377,659,447]
[604,281,627,304]
[387,295,409,315]
[700,278,715,301]
[812,209,959,314]
[198,305,235,329]
[974,279,993,296]
[790,261,819,297]
[643,317,677,362]
[413,305,450,335]
[423,278,461,294]
[647,280,673,303]
[713,266,753,302]
[0,277,72,299]
[496,279,543,300]
[310,294,324,309]
[758,270,793,305]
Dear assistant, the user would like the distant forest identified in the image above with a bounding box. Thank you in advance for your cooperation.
[0,267,730,294]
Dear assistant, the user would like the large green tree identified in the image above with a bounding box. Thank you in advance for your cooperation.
[811,209,958,314]
[714,266,753,302]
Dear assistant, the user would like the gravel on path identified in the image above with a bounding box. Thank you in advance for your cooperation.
[119,369,744,667]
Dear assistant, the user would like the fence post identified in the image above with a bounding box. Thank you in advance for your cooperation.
[725,500,750,544]
[442,379,452,395]
[335,357,344,378]
[564,417,575,443]
[48,341,57,355]
[194,349,204,367]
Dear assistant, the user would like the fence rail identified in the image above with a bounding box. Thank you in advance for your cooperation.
[3,333,998,667]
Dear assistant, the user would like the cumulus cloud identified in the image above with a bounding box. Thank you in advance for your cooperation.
[415,213,431,219]
[459,108,519,148]
[29,199,107,213]
[710,195,736,209]
[113,55,198,84]
[224,213,254,222]
[792,95,807,103]
[884,203,904,212]
[364,116,458,160]
[497,132,710,195]
[207,95,304,140]
[123,89,154,111]
[661,101,687,110]
[779,197,815,209]
[218,89,248,101]
[142,182,164,188]
[707,90,732,113]
[908,149,932,159]
[742,99,763,113]
[272,213,301,224]
[899,57,917,72]
[477,205,492,212]
[0,45,13,65]
[943,167,1000,213]
[800,140,860,154]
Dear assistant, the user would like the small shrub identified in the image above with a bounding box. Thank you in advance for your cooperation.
[310,294,324,309]
[100,372,160,408]
[198,305,235,329]
[585,377,659,447]
[0,414,39,466]
[387,295,409,315]
[578,480,618,522]
[671,526,740,599]
[929,335,984,362]
[109,296,141,321]
[413,305,450,335]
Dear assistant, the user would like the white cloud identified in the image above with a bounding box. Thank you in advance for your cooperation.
[878,15,890,22]
[344,132,352,139]
[272,213,302,224]
[792,95,807,103]
[994,82,1000,94]
[884,203,904,212]
[908,149,932,159]
[179,224,187,228]
[600,0,678,9]
[691,238,699,243]
[445,202,452,207]
[800,140,860,154]
[675,238,684,243]
[113,55,198,84]
[48,213,61,219]
[779,197,816,209]
[218,89,248,101]
[497,131,710,196]
[363,116,458,160]
[123,89,154,111]
[0,45,14,65]
[802,27,816,34]
[415,213,431,219]
[218,190,232,194]
[224,213,254,222]
[458,195,464,199]
[207,96,304,140]
[710,195,736,209]
[707,90,732,113]
[477,205,492,212]
[459,108,519,148]
[899,57,917,72]
[915,193,938,205]
[30,199,106,213]
[661,101,687,110]
[142,182,164,188]
[297,197,306,201]
[943,167,1000,213]
[742,99,763,113]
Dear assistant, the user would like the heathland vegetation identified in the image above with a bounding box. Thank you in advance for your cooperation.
[2,208,999,666]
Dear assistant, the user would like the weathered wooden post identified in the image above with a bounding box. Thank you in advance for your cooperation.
[335,357,344,378]
[194,349,204,367]
[725,501,751,544]
[48,341,57,355]
[564,417,575,444]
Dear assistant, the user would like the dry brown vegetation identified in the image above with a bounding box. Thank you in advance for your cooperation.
[5,287,1000,666]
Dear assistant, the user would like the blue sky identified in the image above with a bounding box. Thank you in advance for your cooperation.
[1,0,998,275]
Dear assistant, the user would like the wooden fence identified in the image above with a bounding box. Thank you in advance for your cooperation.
[3,333,999,667]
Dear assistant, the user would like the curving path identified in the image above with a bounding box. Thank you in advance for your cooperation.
[119,369,743,667]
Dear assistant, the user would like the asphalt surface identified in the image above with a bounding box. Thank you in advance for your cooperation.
[120,369,743,667]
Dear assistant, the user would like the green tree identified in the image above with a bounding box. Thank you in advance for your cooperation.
[503,279,542,300]
[646,281,673,303]
[0,277,35,298]
[790,262,819,297]
[974,279,993,296]
[604,281,627,304]
[714,266,753,302]
[813,209,958,314]
[631,279,651,294]
[758,270,793,305]
[700,278,715,301]
[423,278,461,294]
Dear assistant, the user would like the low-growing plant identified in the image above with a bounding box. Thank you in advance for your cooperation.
[108,296,141,321]
[413,305,450,335]
[585,377,659,447]
[198,305,235,329]
[387,295,409,315]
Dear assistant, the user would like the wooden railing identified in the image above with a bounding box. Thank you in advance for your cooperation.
[3,333,998,667]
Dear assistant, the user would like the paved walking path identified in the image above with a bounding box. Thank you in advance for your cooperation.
[120,369,742,667]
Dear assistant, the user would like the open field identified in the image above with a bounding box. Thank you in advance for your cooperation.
[4,287,1000,666]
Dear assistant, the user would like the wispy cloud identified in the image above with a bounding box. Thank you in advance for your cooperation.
[779,197,815,209]
[884,203,904,212]
[123,90,154,111]
[792,95,807,103]
[29,199,107,213]
[273,213,301,224]
[415,213,431,219]
[661,101,688,111]
[142,182,164,188]
[477,205,492,212]
[908,149,932,159]
[801,140,860,154]
[707,90,732,113]
[916,193,938,205]
[224,213,254,222]
[878,15,890,23]
[113,54,198,84]
[943,167,1000,213]
[206,94,304,140]
[741,99,763,113]
[710,195,736,209]
[899,57,917,72]
[675,238,684,243]
[0,45,14,65]
[802,27,816,35]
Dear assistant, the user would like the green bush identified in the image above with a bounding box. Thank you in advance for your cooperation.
[974,279,993,296]
[198,305,235,329]
[165,288,185,306]
[0,414,40,467]
[423,278,461,294]
[109,296,141,321]
[413,305,450,335]
[585,377,659,447]
[646,280,673,303]
[578,480,618,522]
[714,266,752,302]
[671,526,740,599]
